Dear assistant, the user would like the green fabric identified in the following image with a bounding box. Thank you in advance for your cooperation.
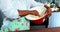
[1,17,30,32]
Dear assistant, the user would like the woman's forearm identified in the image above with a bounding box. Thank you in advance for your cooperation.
[18,10,29,16]
[18,10,39,17]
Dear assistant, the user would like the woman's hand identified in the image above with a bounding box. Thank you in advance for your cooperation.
[44,5,52,18]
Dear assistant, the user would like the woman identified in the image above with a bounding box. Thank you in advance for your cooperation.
[0,0,52,32]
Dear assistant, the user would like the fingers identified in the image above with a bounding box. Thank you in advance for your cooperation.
[44,8,52,18]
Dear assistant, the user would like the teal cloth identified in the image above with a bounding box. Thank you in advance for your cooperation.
[1,17,30,32]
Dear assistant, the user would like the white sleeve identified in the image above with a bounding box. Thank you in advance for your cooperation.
[0,0,19,19]
[30,0,44,7]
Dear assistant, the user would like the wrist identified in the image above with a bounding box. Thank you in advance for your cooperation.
[44,5,50,9]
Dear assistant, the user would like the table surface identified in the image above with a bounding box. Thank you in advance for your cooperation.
[24,27,60,32]
[10,27,60,32]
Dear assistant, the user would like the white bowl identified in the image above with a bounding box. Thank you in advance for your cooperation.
[25,14,46,20]
[25,6,46,20]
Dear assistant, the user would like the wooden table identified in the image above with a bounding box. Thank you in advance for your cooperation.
[10,27,60,32]
[24,27,60,32]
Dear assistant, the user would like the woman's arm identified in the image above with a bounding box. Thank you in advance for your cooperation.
[18,10,29,16]
[18,10,40,16]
